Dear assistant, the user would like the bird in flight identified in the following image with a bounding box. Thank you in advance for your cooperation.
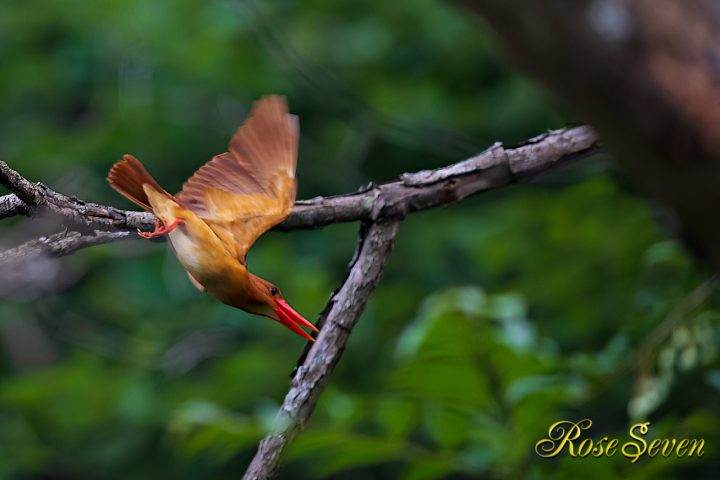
[107,95,317,341]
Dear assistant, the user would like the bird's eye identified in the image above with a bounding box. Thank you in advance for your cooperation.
[270,287,278,296]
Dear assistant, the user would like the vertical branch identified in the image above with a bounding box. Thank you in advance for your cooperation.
[242,219,400,480]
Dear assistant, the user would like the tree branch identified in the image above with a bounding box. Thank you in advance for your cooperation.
[0,126,600,476]
[281,126,598,231]
[0,230,134,266]
[242,219,400,480]
[0,230,133,299]
[0,126,599,263]
[237,126,596,477]
[0,160,152,230]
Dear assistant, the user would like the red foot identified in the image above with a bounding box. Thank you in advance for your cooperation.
[138,218,184,239]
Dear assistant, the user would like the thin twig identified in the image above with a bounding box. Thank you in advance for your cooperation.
[630,276,716,374]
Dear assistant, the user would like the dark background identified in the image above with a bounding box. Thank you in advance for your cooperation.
[0,1,717,478]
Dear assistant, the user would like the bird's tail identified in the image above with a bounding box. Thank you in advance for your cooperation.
[107,154,174,212]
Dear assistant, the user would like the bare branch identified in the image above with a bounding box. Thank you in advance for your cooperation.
[0,160,44,205]
[0,160,152,230]
[282,126,598,231]
[0,230,134,266]
[0,230,134,298]
[0,126,598,240]
[242,220,400,480]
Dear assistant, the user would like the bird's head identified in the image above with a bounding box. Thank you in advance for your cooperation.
[248,274,318,341]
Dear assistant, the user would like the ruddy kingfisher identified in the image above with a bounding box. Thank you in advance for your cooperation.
[107,95,317,341]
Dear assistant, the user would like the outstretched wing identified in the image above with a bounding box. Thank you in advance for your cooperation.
[176,95,298,262]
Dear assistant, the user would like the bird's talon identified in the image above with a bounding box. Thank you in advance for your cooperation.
[137,218,184,239]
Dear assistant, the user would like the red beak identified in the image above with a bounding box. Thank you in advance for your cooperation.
[274,299,318,341]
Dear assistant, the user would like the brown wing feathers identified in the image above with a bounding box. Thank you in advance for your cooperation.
[228,96,298,194]
[108,96,298,262]
[173,95,299,262]
[177,95,298,215]
[107,154,173,212]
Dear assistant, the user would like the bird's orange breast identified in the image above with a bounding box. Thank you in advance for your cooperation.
[145,185,249,300]
[168,213,248,295]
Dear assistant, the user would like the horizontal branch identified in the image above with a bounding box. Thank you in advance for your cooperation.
[0,160,152,230]
[0,126,599,263]
[0,229,134,298]
[0,230,133,266]
[279,126,598,230]
[242,219,401,480]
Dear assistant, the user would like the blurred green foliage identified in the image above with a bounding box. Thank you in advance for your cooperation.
[0,0,718,479]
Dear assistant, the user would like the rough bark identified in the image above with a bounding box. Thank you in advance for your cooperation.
[0,194,26,219]
[242,220,400,480]
[457,0,720,269]
[0,160,152,230]
[0,126,599,264]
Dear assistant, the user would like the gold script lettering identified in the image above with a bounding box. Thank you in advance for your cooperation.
[535,419,593,458]
[687,439,705,457]
[622,422,649,463]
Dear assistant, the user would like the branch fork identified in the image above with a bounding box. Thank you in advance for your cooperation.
[0,126,600,479]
